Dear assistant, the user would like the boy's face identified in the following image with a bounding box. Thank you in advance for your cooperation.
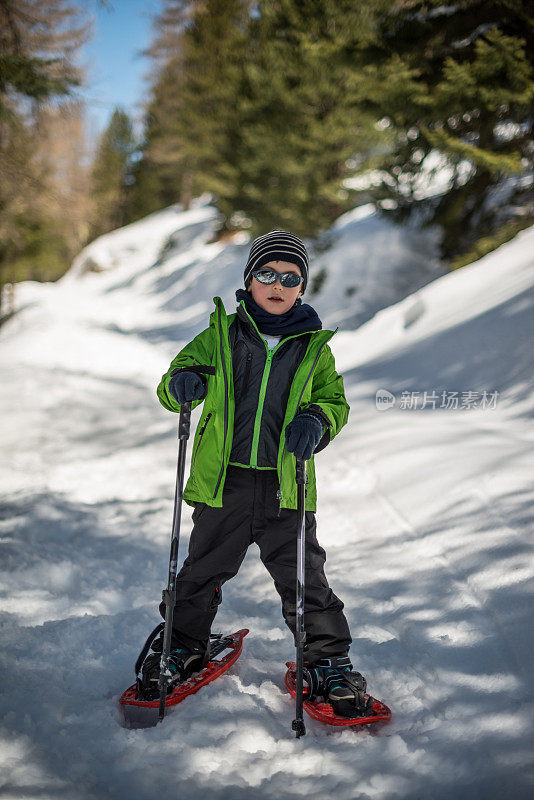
[247,260,303,315]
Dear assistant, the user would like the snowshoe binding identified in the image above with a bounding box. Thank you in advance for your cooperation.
[303,656,375,718]
[135,623,208,701]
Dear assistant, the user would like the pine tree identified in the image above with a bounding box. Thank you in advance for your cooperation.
[349,0,534,264]
[136,52,191,214]
[132,0,253,221]
[136,0,383,239]
[128,1,194,216]
[233,0,381,237]
[89,107,136,239]
[0,0,86,118]
[172,0,253,225]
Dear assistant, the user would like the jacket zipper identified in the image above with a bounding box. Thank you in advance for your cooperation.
[191,412,212,473]
[250,347,273,467]
[213,307,229,499]
[249,329,306,467]
[277,330,337,516]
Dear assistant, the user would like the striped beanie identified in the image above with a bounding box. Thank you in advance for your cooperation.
[244,229,309,293]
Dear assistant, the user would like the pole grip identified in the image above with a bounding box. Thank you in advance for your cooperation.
[178,403,191,439]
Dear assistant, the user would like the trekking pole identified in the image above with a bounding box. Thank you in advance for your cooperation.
[158,401,192,722]
[292,457,307,738]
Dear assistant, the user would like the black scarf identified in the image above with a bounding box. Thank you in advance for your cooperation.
[235,289,322,336]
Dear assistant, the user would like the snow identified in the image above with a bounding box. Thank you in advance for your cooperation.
[343,149,477,201]
[1,197,533,799]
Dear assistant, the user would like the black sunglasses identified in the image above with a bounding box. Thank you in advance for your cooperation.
[251,269,303,288]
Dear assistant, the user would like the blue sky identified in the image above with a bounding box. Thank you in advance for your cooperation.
[82,0,159,145]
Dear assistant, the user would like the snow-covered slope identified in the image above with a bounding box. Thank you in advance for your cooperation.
[59,194,444,338]
[1,201,533,800]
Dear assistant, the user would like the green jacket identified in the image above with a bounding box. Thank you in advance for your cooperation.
[157,296,350,512]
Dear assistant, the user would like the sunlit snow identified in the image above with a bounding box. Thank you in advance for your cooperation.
[1,196,533,799]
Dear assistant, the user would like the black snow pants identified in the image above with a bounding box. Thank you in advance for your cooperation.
[159,464,352,663]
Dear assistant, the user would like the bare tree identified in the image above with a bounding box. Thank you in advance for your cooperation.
[0,0,92,318]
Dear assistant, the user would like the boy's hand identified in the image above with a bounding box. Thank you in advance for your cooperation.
[168,371,206,404]
[284,413,324,460]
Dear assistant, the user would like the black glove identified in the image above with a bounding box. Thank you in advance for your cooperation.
[168,371,205,404]
[284,412,324,460]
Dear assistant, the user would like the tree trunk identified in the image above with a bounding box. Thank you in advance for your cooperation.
[181,169,193,210]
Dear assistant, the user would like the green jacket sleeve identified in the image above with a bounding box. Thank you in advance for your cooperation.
[304,343,350,454]
[157,325,215,413]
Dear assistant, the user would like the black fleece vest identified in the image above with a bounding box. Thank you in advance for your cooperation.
[228,304,311,468]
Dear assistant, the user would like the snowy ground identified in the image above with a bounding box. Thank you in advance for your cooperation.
[1,200,533,800]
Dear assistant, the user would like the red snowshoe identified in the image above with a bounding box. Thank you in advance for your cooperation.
[119,629,248,727]
[284,660,391,728]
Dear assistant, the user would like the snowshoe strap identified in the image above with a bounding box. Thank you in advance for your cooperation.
[302,665,321,700]
[303,656,370,706]
[337,670,368,707]
[314,655,353,670]
[134,622,165,677]
[303,656,353,701]
[317,657,367,706]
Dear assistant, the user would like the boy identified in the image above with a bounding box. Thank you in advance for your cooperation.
[138,229,363,716]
